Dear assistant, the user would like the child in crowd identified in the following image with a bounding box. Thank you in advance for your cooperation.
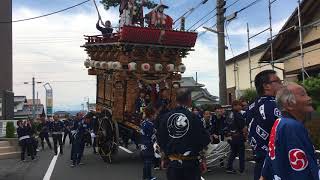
[140,105,157,180]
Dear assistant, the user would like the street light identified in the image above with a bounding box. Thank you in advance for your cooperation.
[203,27,229,50]
[203,26,222,34]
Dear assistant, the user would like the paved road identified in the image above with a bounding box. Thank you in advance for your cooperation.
[0,142,255,180]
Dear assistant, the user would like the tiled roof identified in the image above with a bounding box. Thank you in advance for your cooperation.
[181,77,204,87]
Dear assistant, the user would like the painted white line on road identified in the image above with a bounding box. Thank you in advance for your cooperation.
[43,146,60,180]
[201,176,205,180]
[119,146,133,154]
[236,157,256,164]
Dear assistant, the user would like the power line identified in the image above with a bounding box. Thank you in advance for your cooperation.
[198,23,217,38]
[226,0,241,9]
[14,80,95,85]
[173,0,209,28]
[194,15,217,31]
[236,0,264,14]
[195,0,241,33]
[187,8,216,31]
[0,0,90,23]
[225,22,235,57]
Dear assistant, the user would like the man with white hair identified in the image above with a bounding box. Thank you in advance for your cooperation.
[260,82,319,180]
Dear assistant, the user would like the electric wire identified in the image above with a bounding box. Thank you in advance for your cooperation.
[194,16,217,31]
[225,22,235,57]
[0,0,90,23]
[187,8,217,31]
[195,0,241,33]
[236,0,264,14]
[173,0,209,24]
[198,0,264,36]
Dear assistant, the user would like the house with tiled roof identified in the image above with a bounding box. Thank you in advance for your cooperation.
[181,77,218,106]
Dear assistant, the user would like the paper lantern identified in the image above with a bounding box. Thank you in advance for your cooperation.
[101,62,108,69]
[172,82,180,88]
[128,62,137,71]
[154,64,163,72]
[178,64,186,73]
[90,60,96,67]
[94,61,102,68]
[107,62,113,69]
[84,60,90,68]
[141,63,151,72]
[166,64,175,72]
[112,61,122,70]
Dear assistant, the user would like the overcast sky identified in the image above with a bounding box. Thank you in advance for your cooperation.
[11,0,297,111]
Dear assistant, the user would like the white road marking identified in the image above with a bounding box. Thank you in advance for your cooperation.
[119,146,133,154]
[201,177,205,180]
[236,157,256,164]
[43,146,60,180]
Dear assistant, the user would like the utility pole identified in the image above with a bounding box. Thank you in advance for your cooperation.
[32,77,36,120]
[24,77,42,120]
[216,0,227,105]
[247,23,253,88]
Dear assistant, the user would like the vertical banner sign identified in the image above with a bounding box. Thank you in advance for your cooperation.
[46,89,53,117]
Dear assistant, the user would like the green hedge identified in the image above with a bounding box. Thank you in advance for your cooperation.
[301,76,320,150]
[5,122,15,138]
[241,88,258,104]
[301,76,320,113]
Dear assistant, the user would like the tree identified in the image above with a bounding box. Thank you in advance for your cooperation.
[240,88,258,104]
[100,0,157,11]
[301,76,320,112]
[301,76,320,150]
[6,122,15,138]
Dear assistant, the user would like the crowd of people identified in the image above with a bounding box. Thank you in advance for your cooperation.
[15,70,319,180]
[16,112,97,167]
[134,69,319,180]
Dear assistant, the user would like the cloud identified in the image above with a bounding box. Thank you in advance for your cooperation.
[183,38,220,96]
[12,3,223,111]
[12,1,294,110]
[12,4,119,110]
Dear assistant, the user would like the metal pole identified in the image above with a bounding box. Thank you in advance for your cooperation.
[196,72,198,84]
[87,97,90,111]
[216,0,227,105]
[268,0,274,69]
[247,23,253,88]
[32,77,35,120]
[297,0,306,82]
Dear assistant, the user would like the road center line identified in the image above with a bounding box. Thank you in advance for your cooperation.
[119,146,133,154]
[43,146,60,180]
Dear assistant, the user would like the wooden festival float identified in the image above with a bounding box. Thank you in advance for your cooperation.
[82,1,197,162]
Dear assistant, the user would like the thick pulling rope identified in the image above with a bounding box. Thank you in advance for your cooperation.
[92,0,105,26]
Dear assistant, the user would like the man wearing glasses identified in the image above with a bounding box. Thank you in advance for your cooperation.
[246,70,283,180]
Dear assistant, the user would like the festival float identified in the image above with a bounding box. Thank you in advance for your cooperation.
[82,0,197,162]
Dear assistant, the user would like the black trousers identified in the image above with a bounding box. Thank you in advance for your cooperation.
[40,132,52,149]
[71,139,85,165]
[254,156,265,180]
[63,131,71,144]
[227,141,245,172]
[167,160,201,180]
[52,134,63,155]
[143,158,153,179]
[20,139,34,160]
[92,137,97,153]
